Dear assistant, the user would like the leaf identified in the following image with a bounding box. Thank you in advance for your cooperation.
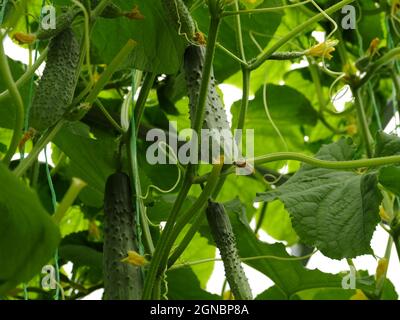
[256,139,382,259]
[53,123,117,207]
[223,199,349,298]
[257,200,298,245]
[374,131,400,157]
[231,84,318,158]
[90,0,187,74]
[166,268,220,300]
[0,163,60,295]
[378,166,400,196]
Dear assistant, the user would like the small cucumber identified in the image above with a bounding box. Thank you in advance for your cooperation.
[103,172,143,300]
[29,28,80,132]
[206,201,253,300]
[162,0,196,41]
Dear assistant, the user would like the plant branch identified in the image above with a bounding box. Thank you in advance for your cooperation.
[353,88,374,158]
[0,40,25,165]
[249,0,355,70]
[133,72,156,130]
[0,47,48,103]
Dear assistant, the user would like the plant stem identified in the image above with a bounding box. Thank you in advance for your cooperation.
[14,121,66,178]
[91,0,112,19]
[222,0,312,17]
[0,47,48,103]
[237,67,250,131]
[167,211,205,268]
[52,178,87,224]
[142,161,223,299]
[142,173,193,299]
[192,17,221,135]
[353,88,374,158]
[0,40,25,165]
[249,0,355,70]
[233,0,246,62]
[133,72,156,130]
[356,47,400,88]
[86,40,136,104]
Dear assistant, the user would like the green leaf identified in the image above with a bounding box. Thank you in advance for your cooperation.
[53,123,117,207]
[374,131,400,157]
[0,162,60,295]
[166,268,220,300]
[257,200,298,245]
[378,166,400,196]
[91,0,187,74]
[231,84,318,160]
[224,199,348,298]
[256,139,382,259]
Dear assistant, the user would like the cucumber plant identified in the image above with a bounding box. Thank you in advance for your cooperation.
[2,0,400,302]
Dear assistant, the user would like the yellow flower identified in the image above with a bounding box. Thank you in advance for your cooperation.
[121,250,149,266]
[375,258,389,282]
[350,289,369,300]
[306,39,339,60]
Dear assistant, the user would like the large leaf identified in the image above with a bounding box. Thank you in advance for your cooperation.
[0,163,60,295]
[53,123,117,207]
[224,199,349,298]
[91,0,187,74]
[231,84,318,160]
[256,139,382,259]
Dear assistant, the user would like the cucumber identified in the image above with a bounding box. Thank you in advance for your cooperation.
[29,28,80,132]
[162,0,196,41]
[103,172,143,300]
[206,201,253,300]
[36,7,80,41]
[184,44,231,162]
[184,45,230,131]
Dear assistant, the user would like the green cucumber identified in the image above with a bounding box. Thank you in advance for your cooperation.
[162,0,196,41]
[184,45,230,131]
[36,7,80,41]
[29,28,80,132]
[206,201,253,300]
[103,172,143,300]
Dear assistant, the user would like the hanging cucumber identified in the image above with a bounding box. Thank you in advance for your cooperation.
[162,0,196,42]
[184,45,230,131]
[206,201,253,300]
[103,172,143,300]
[29,28,80,133]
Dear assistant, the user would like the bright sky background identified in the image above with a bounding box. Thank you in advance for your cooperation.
[3,35,400,300]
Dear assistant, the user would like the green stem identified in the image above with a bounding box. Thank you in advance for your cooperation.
[142,172,193,299]
[52,178,87,224]
[253,152,400,169]
[86,40,136,104]
[167,211,205,268]
[94,99,124,133]
[222,0,312,17]
[267,51,305,60]
[356,47,400,88]
[0,47,48,103]
[237,67,250,130]
[192,17,221,135]
[353,88,373,158]
[14,120,66,178]
[216,43,247,65]
[142,161,223,299]
[91,0,112,19]
[233,0,246,62]
[133,72,156,130]
[0,40,25,165]
[249,0,355,70]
